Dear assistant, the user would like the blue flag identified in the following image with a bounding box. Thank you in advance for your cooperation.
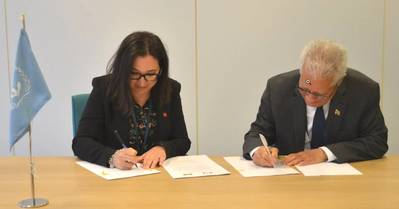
[9,29,51,149]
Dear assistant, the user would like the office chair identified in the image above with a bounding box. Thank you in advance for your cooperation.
[71,93,90,136]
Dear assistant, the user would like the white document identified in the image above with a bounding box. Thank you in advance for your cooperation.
[76,161,160,180]
[296,162,362,176]
[224,156,300,177]
[162,155,230,179]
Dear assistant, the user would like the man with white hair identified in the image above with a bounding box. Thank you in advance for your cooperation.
[243,40,388,167]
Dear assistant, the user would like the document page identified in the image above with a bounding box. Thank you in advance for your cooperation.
[224,156,300,177]
[296,162,362,176]
[162,155,230,179]
[76,161,160,180]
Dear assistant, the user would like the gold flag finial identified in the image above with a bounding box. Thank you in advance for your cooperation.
[21,14,26,29]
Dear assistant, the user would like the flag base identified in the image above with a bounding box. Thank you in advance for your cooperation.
[18,198,49,208]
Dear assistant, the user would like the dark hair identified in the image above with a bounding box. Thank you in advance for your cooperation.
[106,31,171,115]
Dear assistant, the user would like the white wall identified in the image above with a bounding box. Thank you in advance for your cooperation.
[383,0,399,154]
[0,0,197,156]
[1,0,397,156]
[0,0,12,154]
[197,0,386,155]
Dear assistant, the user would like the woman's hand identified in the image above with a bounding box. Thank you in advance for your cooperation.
[111,148,139,170]
[138,146,166,169]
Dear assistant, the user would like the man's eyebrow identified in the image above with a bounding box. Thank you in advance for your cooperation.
[299,86,325,95]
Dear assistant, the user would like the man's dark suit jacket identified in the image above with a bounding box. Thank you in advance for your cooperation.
[243,69,388,163]
[72,75,191,167]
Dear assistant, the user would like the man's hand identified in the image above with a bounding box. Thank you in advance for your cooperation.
[283,148,327,166]
[252,146,279,167]
[112,147,139,170]
[137,146,166,169]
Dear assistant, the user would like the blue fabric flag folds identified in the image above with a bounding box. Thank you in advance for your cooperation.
[9,29,51,149]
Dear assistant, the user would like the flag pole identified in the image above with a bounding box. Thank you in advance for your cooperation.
[17,14,49,208]
[4,0,16,156]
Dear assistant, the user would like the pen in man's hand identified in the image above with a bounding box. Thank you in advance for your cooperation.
[259,133,275,167]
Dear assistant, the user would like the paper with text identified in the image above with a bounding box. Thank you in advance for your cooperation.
[162,155,230,179]
[296,162,362,176]
[76,161,160,180]
[224,156,300,177]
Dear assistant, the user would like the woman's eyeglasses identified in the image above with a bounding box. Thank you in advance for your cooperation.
[129,72,160,81]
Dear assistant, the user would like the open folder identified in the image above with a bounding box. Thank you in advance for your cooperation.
[76,161,160,180]
[162,155,230,179]
[224,156,362,177]
[224,156,300,177]
[296,162,362,176]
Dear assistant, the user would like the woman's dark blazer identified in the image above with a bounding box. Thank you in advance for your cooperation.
[72,75,191,167]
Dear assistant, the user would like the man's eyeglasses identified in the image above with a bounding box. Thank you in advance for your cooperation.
[129,72,160,81]
[297,86,333,100]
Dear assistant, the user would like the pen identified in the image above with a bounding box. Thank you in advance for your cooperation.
[113,130,138,168]
[259,133,275,167]
[259,134,271,156]
[113,130,127,148]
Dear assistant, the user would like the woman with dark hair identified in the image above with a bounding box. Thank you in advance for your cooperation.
[72,31,191,169]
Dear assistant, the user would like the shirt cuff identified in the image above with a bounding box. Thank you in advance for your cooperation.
[320,146,337,162]
[249,146,261,159]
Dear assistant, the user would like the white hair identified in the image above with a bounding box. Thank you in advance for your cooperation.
[300,40,348,86]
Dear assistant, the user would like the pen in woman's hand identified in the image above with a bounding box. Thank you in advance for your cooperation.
[113,130,138,168]
[113,130,127,148]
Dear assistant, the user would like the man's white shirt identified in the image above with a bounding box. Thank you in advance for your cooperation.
[250,103,337,162]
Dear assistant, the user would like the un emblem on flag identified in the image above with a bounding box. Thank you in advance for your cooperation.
[11,67,32,109]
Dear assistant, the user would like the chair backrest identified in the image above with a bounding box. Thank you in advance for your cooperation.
[71,94,90,137]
